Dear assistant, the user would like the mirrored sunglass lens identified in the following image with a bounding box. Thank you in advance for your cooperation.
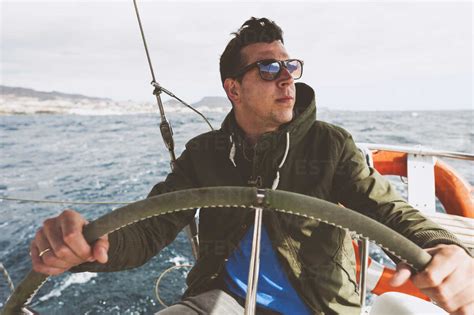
[286,60,302,79]
[259,62,281,80]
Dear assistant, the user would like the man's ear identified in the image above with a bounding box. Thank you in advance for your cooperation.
[224,78,240,105]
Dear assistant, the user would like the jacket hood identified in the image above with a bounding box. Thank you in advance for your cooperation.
[221,82,316,152]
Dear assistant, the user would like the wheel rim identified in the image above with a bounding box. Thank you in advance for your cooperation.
[1,186,431,314]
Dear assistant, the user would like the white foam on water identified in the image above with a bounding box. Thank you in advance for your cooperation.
[167,255,190,266]
[38,272,97,302]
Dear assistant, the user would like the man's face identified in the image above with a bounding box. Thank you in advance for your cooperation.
[230,41,296,133]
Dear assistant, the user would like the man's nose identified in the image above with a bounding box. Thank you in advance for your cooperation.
[277,67,294,87]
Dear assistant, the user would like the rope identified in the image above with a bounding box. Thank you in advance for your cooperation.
[0,197,133,205]
[154,264,193,307]
[0,262,14,293]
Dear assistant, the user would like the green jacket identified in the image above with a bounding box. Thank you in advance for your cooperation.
[75,83,464,314]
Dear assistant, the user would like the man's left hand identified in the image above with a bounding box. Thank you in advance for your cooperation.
[390,244,474,315]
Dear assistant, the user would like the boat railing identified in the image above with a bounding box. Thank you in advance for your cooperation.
[357,143,474,161]
[354,143,473,311]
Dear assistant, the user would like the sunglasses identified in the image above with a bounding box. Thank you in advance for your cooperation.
[233,59,304,81]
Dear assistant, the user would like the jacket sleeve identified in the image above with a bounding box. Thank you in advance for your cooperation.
[72,148,197,272]
[333,134,467,252]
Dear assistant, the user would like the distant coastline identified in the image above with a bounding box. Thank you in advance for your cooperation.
[1,85,470,116]
[0,85,232,115]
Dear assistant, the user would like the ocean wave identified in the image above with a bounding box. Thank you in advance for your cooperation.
[38,272,98,302]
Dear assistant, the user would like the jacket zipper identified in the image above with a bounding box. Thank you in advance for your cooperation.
[249,145,263,188]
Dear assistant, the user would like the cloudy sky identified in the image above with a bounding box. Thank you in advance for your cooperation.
[1,0,472,110]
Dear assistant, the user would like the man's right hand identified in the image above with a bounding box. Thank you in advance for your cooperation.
[30,209,109,276]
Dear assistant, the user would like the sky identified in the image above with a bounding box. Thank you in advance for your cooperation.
[1,0,472,110]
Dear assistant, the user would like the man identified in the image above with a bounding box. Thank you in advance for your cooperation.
[31,17,473,314]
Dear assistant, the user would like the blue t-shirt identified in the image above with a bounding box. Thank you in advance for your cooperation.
[224,224,312,314]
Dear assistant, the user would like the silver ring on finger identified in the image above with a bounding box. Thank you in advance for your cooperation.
[39,248,51,257]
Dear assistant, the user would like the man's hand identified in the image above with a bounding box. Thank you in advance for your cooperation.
[390,244,474,315]
[30,209,109,276]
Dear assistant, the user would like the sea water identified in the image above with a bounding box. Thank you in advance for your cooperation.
[1,110,472,314]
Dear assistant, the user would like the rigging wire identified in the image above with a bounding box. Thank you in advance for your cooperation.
[131,0,201,289]
[0,197,132,205]
[132,0,214,132]
[157,84,214,131]
[132,0,156,84]
[1,1,214,208]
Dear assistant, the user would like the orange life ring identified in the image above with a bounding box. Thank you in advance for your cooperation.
[353,149,473,299]
[371,150,473,218]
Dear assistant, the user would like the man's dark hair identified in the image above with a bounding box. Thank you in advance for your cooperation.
[219,17,284,85]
